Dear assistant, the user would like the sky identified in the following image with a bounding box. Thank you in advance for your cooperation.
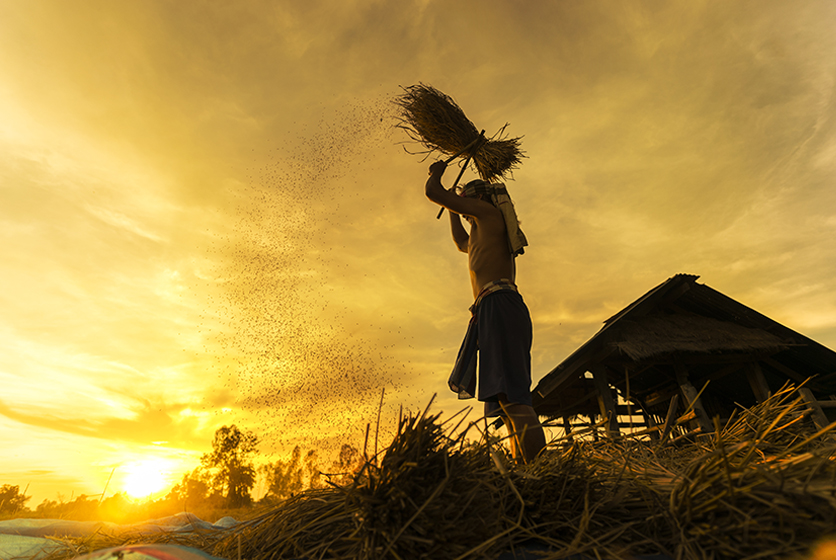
[1,0,835,506]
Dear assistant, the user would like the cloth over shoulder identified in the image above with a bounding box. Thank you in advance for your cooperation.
[460,180,528,256]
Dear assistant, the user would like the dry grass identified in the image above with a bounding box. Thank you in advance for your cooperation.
[28,383,836,560]
[393,84,525,182]
[213,383,836,560]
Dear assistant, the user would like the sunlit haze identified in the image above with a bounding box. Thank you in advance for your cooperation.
[122,459,175,499]
[2,1,835,505]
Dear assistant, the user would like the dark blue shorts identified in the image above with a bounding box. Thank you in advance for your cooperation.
[477,291,533,417]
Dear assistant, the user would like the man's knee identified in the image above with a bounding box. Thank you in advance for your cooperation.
[501,402,538,421]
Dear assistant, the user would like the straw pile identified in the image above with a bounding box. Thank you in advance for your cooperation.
[393,84,524,182]
[211,382,836,560]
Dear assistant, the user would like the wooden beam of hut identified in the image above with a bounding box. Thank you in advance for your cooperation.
[658,394,680,442]
[762,356,809,385]
[674,362,713,433]
[746,361,771,403]
[643,408,660,441]
[590,366,620,437]
[798,387,831,433]
[562,416,574,443]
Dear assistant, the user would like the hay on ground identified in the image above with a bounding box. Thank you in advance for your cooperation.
[31,382,836,560]
[212,381,836,560]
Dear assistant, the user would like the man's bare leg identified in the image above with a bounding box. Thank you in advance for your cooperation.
[499,397,546,464]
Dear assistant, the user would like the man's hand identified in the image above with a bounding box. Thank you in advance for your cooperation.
[425,159,492,224]
[428,160,447,177]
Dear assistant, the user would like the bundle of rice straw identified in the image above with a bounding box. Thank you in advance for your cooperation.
[393,83,524,182]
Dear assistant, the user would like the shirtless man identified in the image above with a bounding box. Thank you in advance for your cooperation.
[425,160,546,463]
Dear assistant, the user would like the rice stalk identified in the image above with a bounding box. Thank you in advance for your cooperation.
[393,83,525,183]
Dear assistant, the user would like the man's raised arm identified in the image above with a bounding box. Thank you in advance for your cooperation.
[425,161,493,220]
[425,161,454,206]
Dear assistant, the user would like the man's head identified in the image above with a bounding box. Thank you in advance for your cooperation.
[459,179,495,205]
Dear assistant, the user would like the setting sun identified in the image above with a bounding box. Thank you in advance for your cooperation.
[122,460,172,499]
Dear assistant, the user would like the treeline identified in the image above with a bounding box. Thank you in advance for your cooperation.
[2,425,364,523]
[0,484,30,516]
[167,425,363,510]
[0,484,129,520]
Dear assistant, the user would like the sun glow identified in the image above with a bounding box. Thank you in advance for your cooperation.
[122,459,173,499]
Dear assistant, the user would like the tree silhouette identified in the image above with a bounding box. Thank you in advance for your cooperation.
[262,445,304,501]
[201,425,258,507]
[0,484,29,514]
[261,443,361,498]
[329,444,362,485]
[305,449,322,490]
[166,467,219,508]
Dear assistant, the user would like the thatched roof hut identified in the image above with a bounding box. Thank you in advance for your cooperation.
[533,273,836,436]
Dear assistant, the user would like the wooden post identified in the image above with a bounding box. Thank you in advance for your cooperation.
[746,361,771,403]
[658,394,679,443]
[674,362,713,434]
[798,388,831,432]
[625,366,633,433]
[591,366,620,437]
[643,409,660,442]
[762,357,808,384]
[562,416,574,442]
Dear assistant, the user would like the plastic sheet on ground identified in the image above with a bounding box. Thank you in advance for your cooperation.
[0,513,236,560]
[75,544,225,560]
